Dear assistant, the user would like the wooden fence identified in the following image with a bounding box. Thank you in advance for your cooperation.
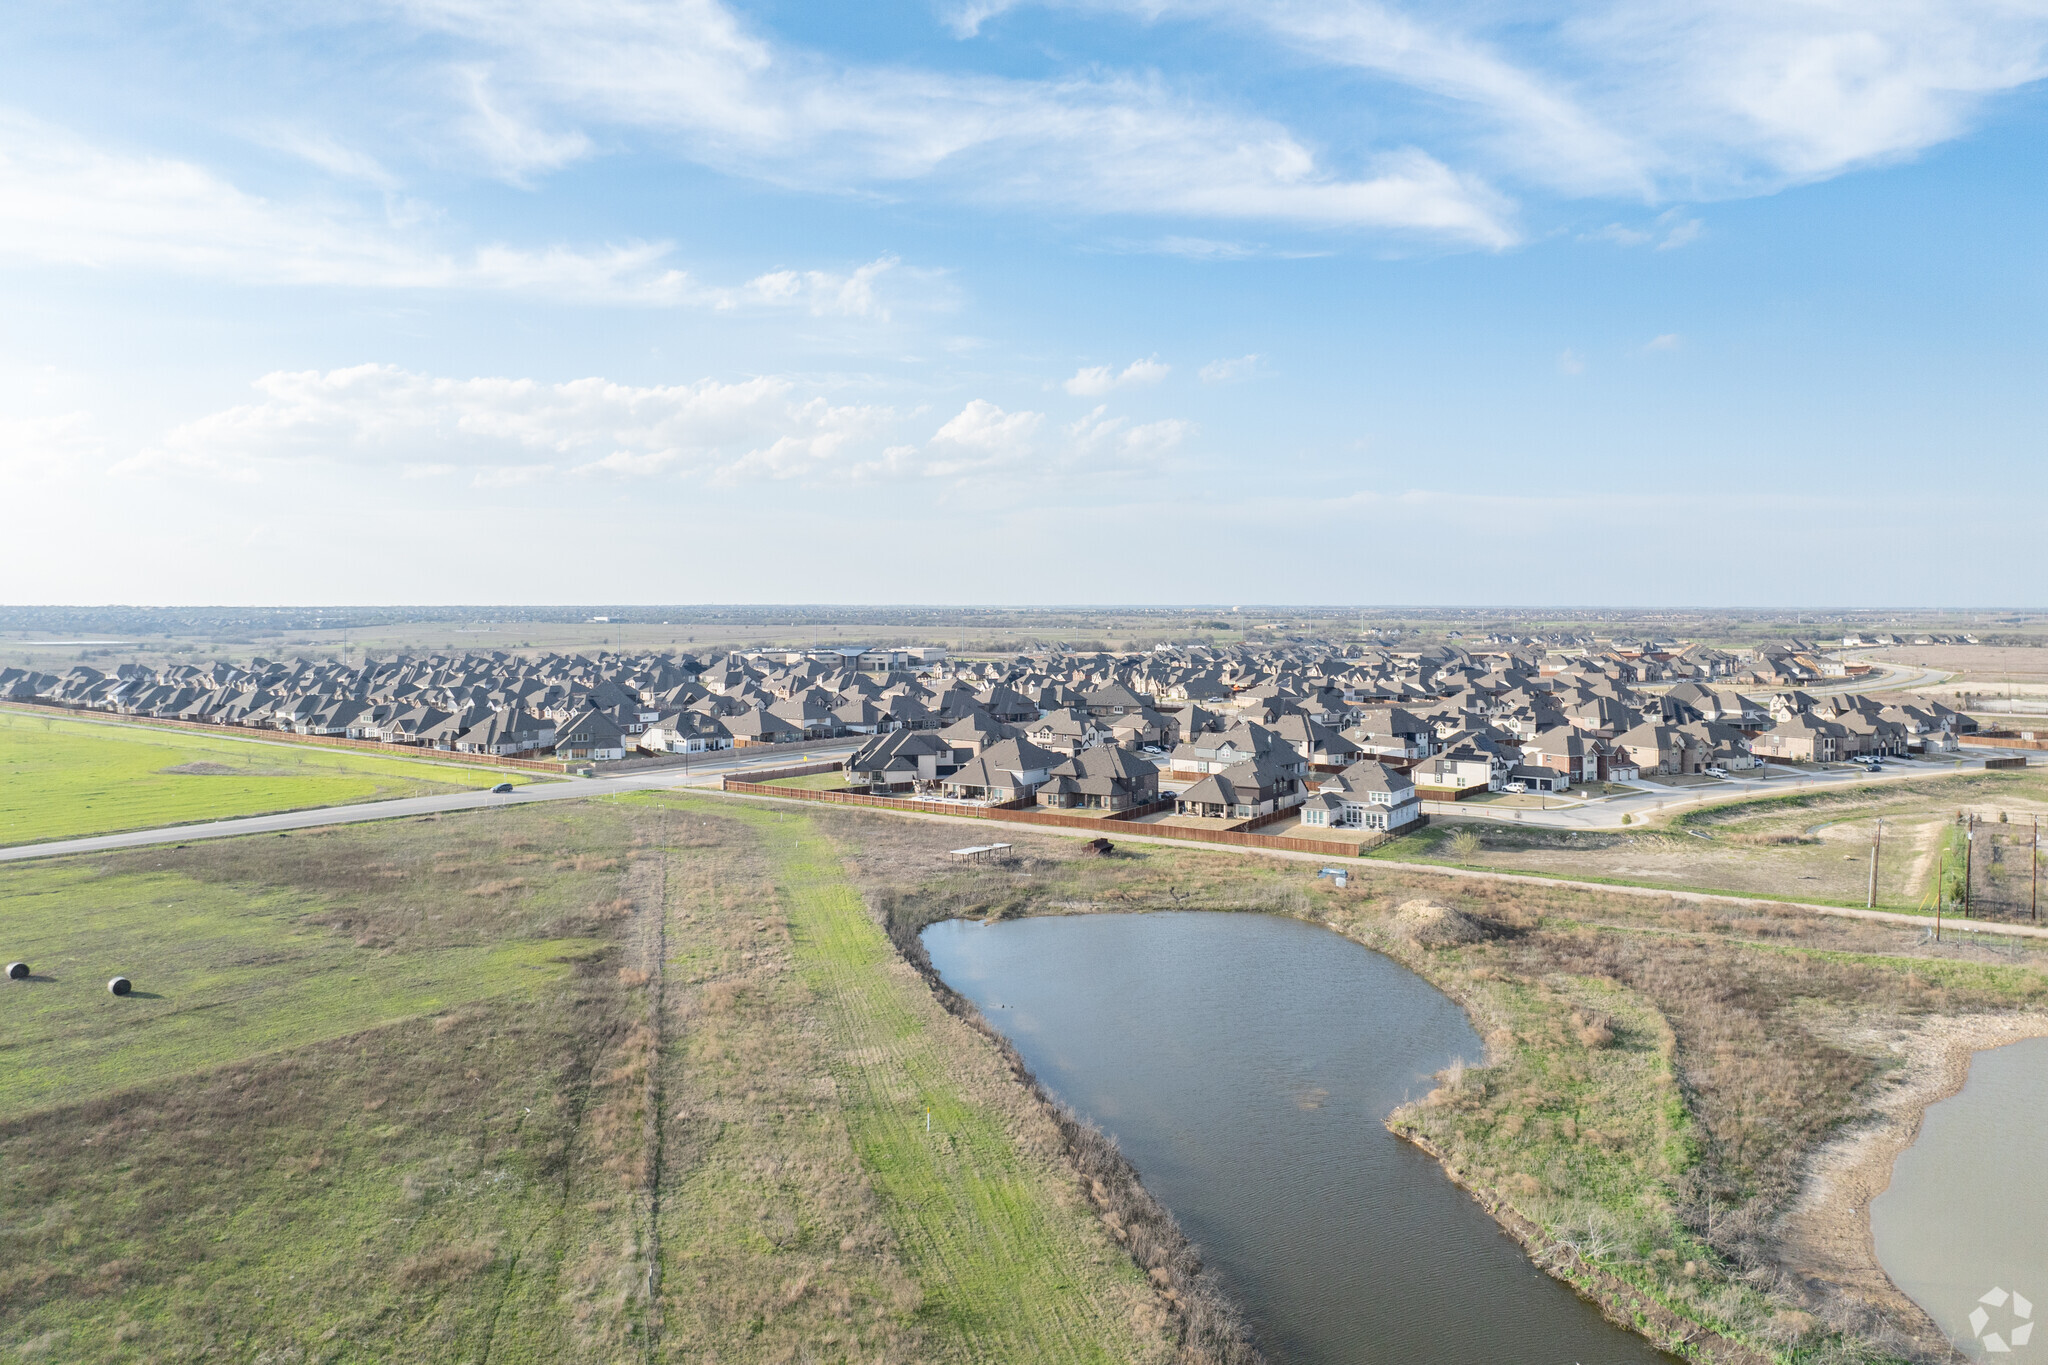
[738,760,847,783]
[1970,732,2048,752]
[720,776,1413,856]
[0,699,570,772]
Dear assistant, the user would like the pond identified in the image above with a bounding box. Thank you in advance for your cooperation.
[922,910,1676,1364]
[1873,1035,2048,1361]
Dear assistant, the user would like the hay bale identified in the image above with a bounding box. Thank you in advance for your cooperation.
[1390,898,1489,949]
[107,976,132,997]
[5,961,27,981]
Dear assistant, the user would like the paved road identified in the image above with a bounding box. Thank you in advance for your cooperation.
[12,735,2041,949]
[1422,751,2022,831]
[0,742,857,863]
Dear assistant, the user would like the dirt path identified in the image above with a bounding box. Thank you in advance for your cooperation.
[1777,1013,2048,1363]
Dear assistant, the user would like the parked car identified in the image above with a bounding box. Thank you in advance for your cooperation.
[1704,766,1729,777]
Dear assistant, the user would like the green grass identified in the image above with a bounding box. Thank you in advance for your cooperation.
[671,798,1160,1361]
[0,804,665,1362]
[0,709,531,846]
[763,770,855,791]
[0,860,593,1118]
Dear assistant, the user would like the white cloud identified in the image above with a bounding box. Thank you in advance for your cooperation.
[974,1,2048,203]
[1557,348,1586,376]
[387,0,1519,245]
[0,411,101,485]
[1121,417,1194,456]
[1200,354,1259,383]
[455,66,594,182]
[736,257,898,318]
[1065,356,1170,396]
[1585,208,1703,250]
[1063,405,1193,463]
[248,125,400,189]
[1645,332,1682,351]
[920,399,1045,474]
[1064,404,1126,453]
[120,364,903,486]
[0,109,910,310]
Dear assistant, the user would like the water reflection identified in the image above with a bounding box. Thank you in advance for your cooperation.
[923,910,1676,1365]
[1873,1035,2048,1361]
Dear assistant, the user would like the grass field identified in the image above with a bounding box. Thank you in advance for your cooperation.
[1368,766,2048,917]
[0,793,1171,1363]
[0,803,661,1361]
[0,709,532,846]
[644,795,1164,1362]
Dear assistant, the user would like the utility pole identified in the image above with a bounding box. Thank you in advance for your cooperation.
[1964,814,1975,918]
[1867,816,1882,909]
[2034,813,2040,924]
[1936,852,1945,942]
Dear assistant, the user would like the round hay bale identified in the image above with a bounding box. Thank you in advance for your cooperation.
[5,961,27,981]
[1390,898,1488,949]
[107,976,132,997]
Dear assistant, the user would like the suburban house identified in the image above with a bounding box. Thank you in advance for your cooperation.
[1173,753,1306,820]
[935,737,1061,804]
[1167,722,1307,780]
[638,711,734,754]
[1298,760,1421,831]
[844,730,959,790]
[1035,745,1161,811]
[1346,706,1436,765]
[554,706,627,761]
[1413,747,1501,798]
[1749,713,1844,764]
[1020,708,1111,754]
[454,707,556,756]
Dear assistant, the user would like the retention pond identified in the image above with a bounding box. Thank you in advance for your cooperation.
[922,910,1676,1364]
[1872,1035,2048,1360]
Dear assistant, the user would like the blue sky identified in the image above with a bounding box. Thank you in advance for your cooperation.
[4,0,2046,606]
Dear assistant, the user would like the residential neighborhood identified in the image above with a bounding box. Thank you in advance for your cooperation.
[0,634,1977,839]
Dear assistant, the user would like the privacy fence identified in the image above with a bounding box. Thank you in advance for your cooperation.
[721,770,1418,858]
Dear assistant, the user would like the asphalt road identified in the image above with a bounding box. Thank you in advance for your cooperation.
[1424,752,2015,831]
[0,741,859,863]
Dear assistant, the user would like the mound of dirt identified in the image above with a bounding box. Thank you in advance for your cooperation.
[1390,898,1490,948]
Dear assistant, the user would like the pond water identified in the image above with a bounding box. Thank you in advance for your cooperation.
[1872,1035,2048,1361]
[922,910,1676,1365]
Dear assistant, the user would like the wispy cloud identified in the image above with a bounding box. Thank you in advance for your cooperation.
[1064,356,1170,396]
[121,364,902,486]
[0,109,911,309]
[1199,354,1259,383]
[1556,348,1586,376]
[964,0,2048,204]
[1645,332,1681,351]
[386,0,1520,245]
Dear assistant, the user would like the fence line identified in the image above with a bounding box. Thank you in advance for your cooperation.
[720,775,1415,856]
